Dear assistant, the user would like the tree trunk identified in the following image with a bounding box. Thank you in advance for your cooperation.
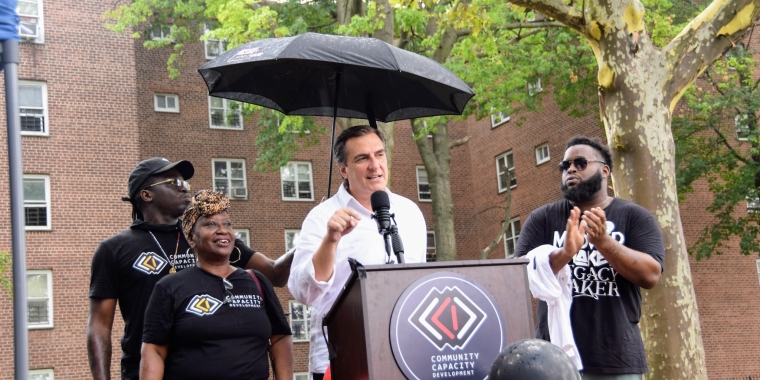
[413,122,458,261]
[378,121,395,188]
[597,28,707,380]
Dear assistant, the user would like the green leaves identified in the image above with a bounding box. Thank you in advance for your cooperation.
[673,45,760,259]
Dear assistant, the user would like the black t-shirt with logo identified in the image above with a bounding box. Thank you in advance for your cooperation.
[142,266,291,380]
[514,198,665,374]
[88,220,255,380]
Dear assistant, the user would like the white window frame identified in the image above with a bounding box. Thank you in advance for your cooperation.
[29,368,54,380]
[528,77,543,96]
[284,229,301,251]
[416,166,431,202]
[747,197,760,213]
[17,0,44,44]
[203,22,226,60]
[23,174,51,230]
[535,143,550,165]
[503,218,521,258]
[280,162,315,201]
[27,270,53,329]
[736,114,750,141]
[212,159,247,199]
[154,94,179,113]
[495,151,516,193]
[426,231,436,262]
[19,80,48,136]
[491,111,510,128]
[294,373,309,380]
[756,259,760,287]
[150,24,174,41]
[289,300,311,342]
[234,229,250,247]
[209,96,243,130]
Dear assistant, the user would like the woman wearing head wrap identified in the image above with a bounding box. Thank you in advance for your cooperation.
[140,190,293,380]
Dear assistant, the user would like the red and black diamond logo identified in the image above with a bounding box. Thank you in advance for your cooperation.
[408,286,487,350]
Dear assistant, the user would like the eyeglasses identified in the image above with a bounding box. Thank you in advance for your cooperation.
[145,178,191,191]
[222,278,233,304]
[558,157,607,173]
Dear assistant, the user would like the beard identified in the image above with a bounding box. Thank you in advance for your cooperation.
[561,169,603,203]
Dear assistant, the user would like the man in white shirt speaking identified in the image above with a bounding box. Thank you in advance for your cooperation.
[288,125,428,380]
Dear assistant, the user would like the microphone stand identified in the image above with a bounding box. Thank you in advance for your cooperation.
[372,212,405,264]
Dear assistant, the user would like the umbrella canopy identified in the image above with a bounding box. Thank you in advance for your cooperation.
[198,32,475,123]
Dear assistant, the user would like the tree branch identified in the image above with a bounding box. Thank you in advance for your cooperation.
[500,21,566,30]
[449,135,471,149]
[505,0,586,35]
[664,0,760,107]
[710,123,750,165]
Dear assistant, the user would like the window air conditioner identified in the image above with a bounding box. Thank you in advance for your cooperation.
[231,187,247,198]
[19,21,38,39]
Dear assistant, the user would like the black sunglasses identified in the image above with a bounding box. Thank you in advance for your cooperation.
[558,157,607,173]
[222,278,233,304]
[144,177,191,191]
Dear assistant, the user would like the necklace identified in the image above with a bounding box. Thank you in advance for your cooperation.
[148,231,180,274]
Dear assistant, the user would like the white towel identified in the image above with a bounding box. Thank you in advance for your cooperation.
[526,244,583,370]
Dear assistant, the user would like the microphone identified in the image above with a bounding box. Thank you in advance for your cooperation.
[391,230,405,263]
[370,190,391,234]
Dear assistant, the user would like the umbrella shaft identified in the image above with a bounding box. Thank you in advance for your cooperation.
[327,70,342,198]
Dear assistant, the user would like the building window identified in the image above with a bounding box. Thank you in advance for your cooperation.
[154,94,179,113]
[491,111,510,128]
[294,373,308,380]
[748,197,760,213]
[504,218,521,258]
[756,260,760,287]
[416,166,431,202]
[17,0,43,43]
[28,270,53,329]
[24,175,50,230]
[426,231,436,262]
[496,151,516,192]
[285,230,300,251]
[736,114,751,141]
[528,77,543,96]
[234,229,250,246]
[289,300,311,342]
[209,97,243,129]
[150,24,174,41]
[212,159,247,198]
[203,22,226,59]
[281,162,314,201]
[19,81,48,136]
[29,369,54,380]
[535,143,550,165]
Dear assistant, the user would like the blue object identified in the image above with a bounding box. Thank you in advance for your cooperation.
[0,0,19,42]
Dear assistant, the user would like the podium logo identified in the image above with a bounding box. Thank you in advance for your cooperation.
[409,286,487,350]
[132,252,168,275]
[390,272,505,380]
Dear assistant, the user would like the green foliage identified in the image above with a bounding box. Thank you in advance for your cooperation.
[673,45,760,259]
[246,105,324,172]
[0,251,12,297]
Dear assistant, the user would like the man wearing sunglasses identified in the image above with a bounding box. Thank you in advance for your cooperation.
[515,137,664,380]
[87,157,293,380]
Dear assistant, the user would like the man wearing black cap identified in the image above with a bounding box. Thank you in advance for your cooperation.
[87,158,292,380]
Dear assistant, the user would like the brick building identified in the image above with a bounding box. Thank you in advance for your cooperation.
[0,0,758,379]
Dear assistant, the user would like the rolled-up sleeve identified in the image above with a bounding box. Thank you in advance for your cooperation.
[287,207,336,306]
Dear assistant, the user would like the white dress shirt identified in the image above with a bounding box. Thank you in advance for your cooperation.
[526,244,583,370]
[288,185,427,376]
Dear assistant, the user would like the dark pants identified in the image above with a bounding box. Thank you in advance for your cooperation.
[313,374,324,380]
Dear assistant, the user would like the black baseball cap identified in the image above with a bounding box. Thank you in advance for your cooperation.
[122,157,195,204]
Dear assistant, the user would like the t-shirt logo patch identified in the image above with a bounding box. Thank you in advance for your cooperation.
[132,252,167,275]
[186,294,223,316]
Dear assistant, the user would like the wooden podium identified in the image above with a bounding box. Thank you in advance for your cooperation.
[322,258,534,379]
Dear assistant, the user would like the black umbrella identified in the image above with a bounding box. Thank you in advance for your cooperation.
[198,32,475,197]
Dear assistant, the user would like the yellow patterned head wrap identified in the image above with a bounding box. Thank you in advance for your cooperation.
[181,189,231,241]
